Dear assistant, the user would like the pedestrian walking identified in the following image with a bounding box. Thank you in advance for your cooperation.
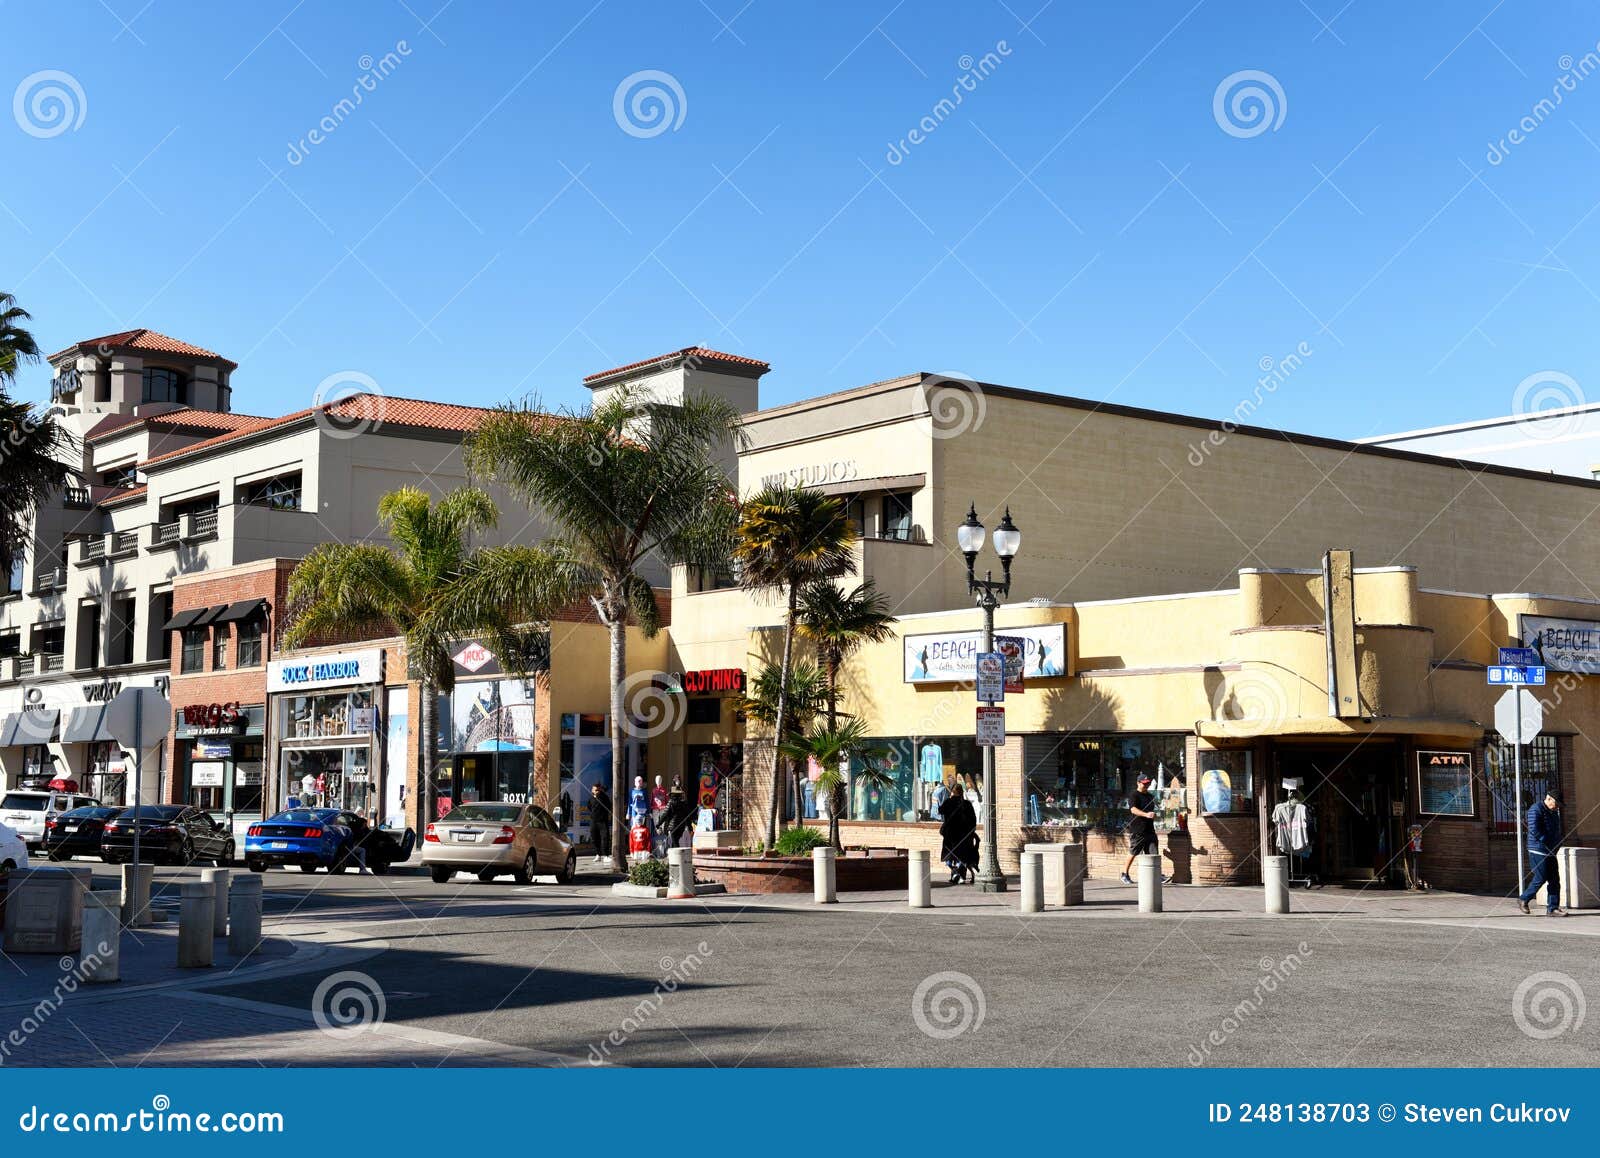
[589,783,613,858]
[1120,773,1171,884]
[939,781,980,885]
[1517,790,1566,916]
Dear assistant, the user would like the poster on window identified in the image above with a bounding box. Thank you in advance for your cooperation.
[1417,750,1474,816]
[448,679,537,753]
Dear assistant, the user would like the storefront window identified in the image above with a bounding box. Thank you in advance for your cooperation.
[852,736,983,823]
[183,739,264,817]
[1486,738,1556,831]
[1023,733,1187,833]
[1197,749,1254,815]
[281,689,375,740]
[282,745,372,815]
[85,740,128,805]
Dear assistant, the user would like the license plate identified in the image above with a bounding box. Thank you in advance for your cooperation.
[270,841,288,849]
[454,832,479,842]
[62,824,77,831]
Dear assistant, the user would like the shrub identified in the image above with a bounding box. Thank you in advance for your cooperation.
[627,858,669,887]
[774,826,828,856]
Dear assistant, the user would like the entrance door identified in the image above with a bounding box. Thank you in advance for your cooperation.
[1273,745,1402,886]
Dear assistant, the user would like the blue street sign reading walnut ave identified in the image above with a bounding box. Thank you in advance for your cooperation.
[1499,646,1539,667]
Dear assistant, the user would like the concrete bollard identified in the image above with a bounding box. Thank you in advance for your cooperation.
[908,849,931,909]
[227,875,263,958]
[1137,853,1163,913]
[1023,843,1070,906]
[1558,846,1599,910]
[177,882,214,968]
[1264,855,1291,914]
[813,846,837,904]
[120,862,153,927]
[1062,843,1086,906]
[80,892,122,983]
[200,867,230,936]
[1019,851,1044,914]
[666,847,695,899]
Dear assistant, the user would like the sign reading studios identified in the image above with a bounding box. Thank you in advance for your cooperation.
[267,648,383,693]
[904,623,1067,683]
[1520,615,1600,675]
[759,459,859,489]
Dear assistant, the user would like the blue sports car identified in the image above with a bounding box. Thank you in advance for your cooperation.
[244,808,414,874]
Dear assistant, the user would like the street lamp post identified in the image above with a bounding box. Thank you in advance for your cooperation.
[956,503,1021,893]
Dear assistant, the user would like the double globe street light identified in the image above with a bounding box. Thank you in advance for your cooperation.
[956,503,1021,892]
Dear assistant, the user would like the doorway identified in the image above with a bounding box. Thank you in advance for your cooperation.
[1273,744,1403,886]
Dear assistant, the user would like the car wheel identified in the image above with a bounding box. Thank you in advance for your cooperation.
[513,853,535,885]
[220,841,235,867]
[557,852,576,885]
[45,850,60,862]
[299,863,318,874]
[178,838,195,865]
[476,867,498,883]
[1,859,15,872]
[370,858,390,876]
[102,854,121,865]
[246,858,266,873]
[429,867,452,884]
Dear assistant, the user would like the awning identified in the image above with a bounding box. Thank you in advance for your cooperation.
[0,708,60,747]
[162,607,209,632]
[212,598,267,623]
[814,472,926,497]
[62,704,115,744]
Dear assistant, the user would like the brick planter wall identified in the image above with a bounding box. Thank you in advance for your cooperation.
[693,850,910,893]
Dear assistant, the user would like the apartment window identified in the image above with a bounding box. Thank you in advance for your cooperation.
[108,597,136,666]
[237,614,264,667]
[94,364,111,403]
[212,624,229,670]
[79,604,102,669]
[239,472,302,511]
[882,492,913,541]
[102,464,139,489]
[7,557,21,597]
[141,366,188,405]
[0,629,19,657]
[180,627,205,673]
[153,591,173,661]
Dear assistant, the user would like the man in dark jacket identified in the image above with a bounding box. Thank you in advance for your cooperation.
[1518,791,1566,916]
[589,784,613,858]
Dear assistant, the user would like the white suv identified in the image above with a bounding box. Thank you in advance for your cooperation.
[0,790,100,850]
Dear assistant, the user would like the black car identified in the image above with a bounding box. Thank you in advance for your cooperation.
[43,805,121,861]
[100,805,235,866]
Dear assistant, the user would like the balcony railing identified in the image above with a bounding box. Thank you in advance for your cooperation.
[186,509,219,540]
[79,536,105,563]
[152,521,181,546]
[110,530,140,555]
[32,567,66,594]
[40,652,64,673]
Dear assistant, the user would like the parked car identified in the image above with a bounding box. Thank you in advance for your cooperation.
[1,790,101,851]
[44,805,121,861]
[100,805,235,866]
[244,808,350,873]
[0,821,29,871]
[423,801,576,885]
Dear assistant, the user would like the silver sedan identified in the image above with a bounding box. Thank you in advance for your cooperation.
[422,801,576,885]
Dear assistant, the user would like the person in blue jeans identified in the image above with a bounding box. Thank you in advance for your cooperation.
[1518,791,1567,917]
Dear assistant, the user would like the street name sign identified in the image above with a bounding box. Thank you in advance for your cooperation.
[1487,665,1546,686]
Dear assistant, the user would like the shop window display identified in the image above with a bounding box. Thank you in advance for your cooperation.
[282,689,375,739]
[1023,733,1187,833]
[283,745,372,815]
[1197,749,1254,815]
[851,736,983,823]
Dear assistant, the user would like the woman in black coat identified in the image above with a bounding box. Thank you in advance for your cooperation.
[938,782,980,885]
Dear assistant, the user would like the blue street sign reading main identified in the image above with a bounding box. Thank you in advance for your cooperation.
[1499,646,1539,667]
[1488,665,1547,686]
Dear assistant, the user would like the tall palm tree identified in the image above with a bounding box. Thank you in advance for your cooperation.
[458,389,744,872]
[283,486,500,829]
[733,482,857,848]
[798,578,895,727]
[0,293,69,585]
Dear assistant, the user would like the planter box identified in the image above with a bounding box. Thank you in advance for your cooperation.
[694,850,909,894]
[610,882,729,899]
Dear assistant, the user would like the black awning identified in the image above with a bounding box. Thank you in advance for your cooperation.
[212,598,267,623]
[162,607,209,632]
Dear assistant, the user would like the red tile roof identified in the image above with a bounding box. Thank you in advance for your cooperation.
[138,394,498,470]
[97,485,147,507]
[48,329,238,369]
[582,347,770,383]
[85,407,270,443]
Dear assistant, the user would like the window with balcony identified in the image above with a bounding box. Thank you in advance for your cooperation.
[239,472,302,511]
[881,492,914,541]
[237,614,264,667]
[33,621,64,672]
[77,603,102,669]
[0,630,19,658]
[212,624,228,670]
[109,597,136,666]
[102,464,139,489]
[141,366,188,405]
[180,627,205,673]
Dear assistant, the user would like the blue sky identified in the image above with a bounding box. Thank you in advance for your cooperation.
[6,1,1600,440]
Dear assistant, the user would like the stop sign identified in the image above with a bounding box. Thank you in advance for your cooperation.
[1493,688,1543,745]
[104,687,171,751]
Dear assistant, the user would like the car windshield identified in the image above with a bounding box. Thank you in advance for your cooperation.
[1,794,48,812]
[444,803,523,823]
[115,806,183,820]
[63,807,118,819]
[270,809,338,825]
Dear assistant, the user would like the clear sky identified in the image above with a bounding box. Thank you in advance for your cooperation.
[5,1,1600,440]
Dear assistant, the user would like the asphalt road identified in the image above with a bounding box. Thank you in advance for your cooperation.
[78,859,1600,1068]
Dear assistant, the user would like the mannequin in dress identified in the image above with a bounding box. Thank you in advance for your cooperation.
[650,775,669,811]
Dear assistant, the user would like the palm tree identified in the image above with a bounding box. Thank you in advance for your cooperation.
[778,718,893,852]
[798,578,895,727]
[740,661,828,841]
[733,482,857,848]
[283,486,500,829]
[459,389,744,872]
[0,293,69,585]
